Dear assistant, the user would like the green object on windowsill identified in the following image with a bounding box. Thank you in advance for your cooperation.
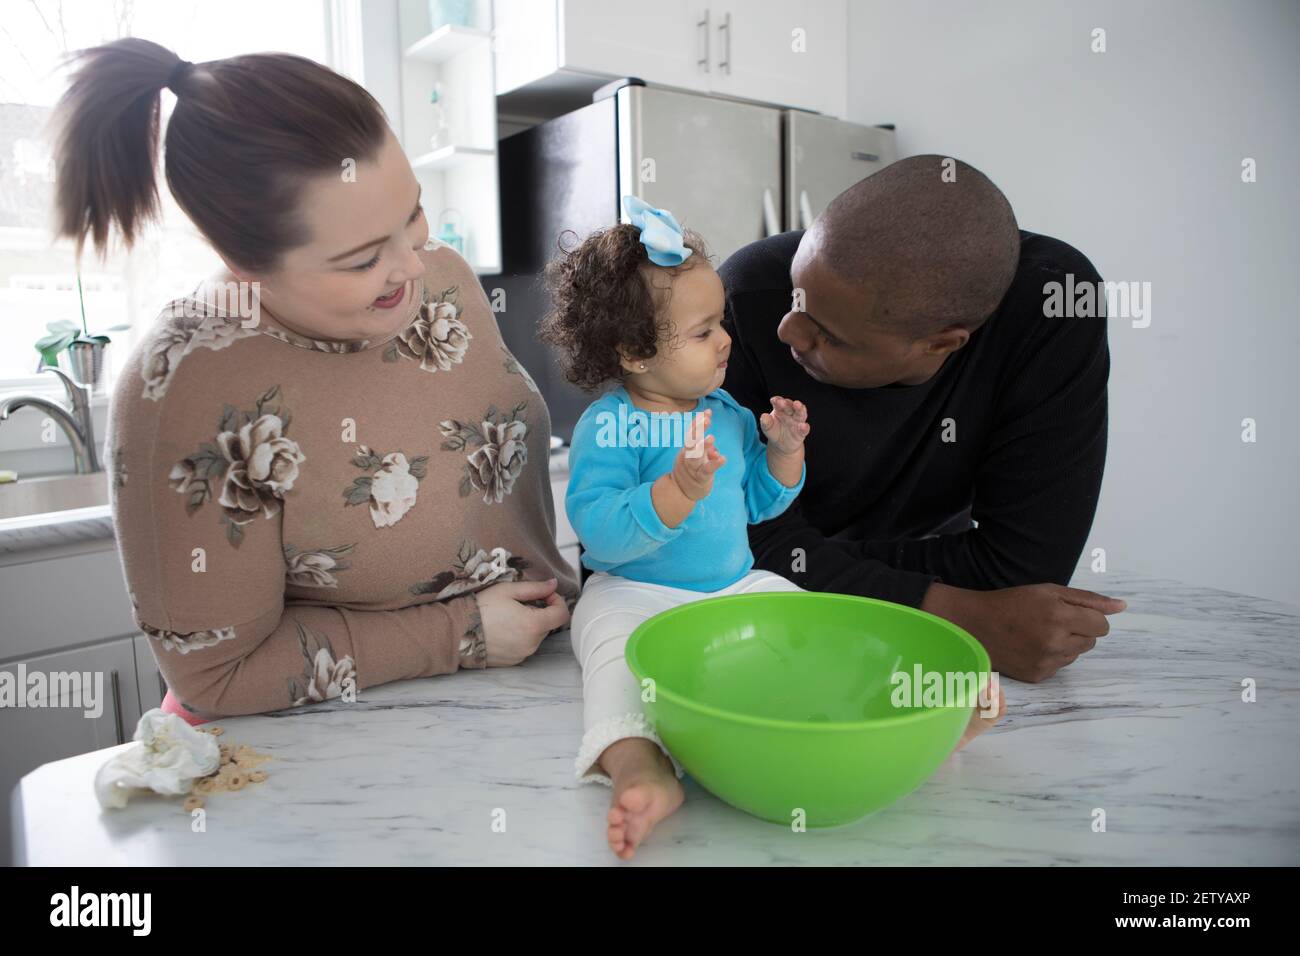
[33,273,129,368]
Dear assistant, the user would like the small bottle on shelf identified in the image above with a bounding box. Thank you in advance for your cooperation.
[429,83,451,151]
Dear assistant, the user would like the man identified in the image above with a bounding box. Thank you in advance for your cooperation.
[721,155,1126,683]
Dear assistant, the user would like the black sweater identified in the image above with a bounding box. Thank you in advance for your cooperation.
[720,229,1110,608]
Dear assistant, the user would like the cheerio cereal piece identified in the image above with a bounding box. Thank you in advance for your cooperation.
[207,726,224,736]
[233,746,271,769]
[180,739,272,797]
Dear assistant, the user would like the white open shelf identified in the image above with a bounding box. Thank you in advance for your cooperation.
[410,144,495,171]
[397,0,500,275]
[405,23,492,63]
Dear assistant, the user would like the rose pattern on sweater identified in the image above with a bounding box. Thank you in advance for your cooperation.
[501,345,540,394]
[343,444,429,528]
[382,284,472,372]
[141,620,238,655]
[140,309,261,402]
[260,326,374,354]
[440,402,529,504]
[169,385,304,547]
[460,604,487,667]
[284,543,356,589]
[409,540,529,600]
[287,622,356,707]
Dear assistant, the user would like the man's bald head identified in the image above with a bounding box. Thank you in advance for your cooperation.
[810,155,1020,340]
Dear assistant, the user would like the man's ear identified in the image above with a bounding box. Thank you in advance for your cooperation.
[922,326,971,357]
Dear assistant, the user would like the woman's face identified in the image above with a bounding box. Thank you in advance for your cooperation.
[244,127,430,342]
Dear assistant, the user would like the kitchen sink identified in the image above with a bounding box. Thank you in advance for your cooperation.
[0,472,111,522]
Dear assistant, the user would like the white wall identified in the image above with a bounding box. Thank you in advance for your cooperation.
[846,0,1299,604]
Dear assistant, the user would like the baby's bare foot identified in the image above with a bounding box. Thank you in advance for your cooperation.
[598,738,684,860]
[954,684,1006,751]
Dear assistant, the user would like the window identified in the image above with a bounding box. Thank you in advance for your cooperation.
[0,0,333,393]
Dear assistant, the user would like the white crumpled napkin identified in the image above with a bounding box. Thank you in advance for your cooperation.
[94,708,221,809]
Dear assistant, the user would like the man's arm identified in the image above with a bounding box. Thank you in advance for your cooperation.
[861,257,1110,590]
[748,498,941,607]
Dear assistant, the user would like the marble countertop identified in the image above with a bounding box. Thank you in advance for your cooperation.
[12,565,1300,865]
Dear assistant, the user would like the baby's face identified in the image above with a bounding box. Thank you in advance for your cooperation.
[637,262,731,402]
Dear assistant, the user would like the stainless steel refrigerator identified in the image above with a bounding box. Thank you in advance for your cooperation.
[488,79,896,441]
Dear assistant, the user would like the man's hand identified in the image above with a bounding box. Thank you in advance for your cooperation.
[759,395,810,455]
[922,582,1127,682]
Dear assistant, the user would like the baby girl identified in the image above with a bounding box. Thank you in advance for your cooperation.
[539,195,811,858]
[540,196,1002,860]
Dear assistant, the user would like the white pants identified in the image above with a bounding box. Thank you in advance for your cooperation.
[569,568,804,787]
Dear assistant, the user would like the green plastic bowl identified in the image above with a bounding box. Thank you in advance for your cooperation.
[624,591,991,827]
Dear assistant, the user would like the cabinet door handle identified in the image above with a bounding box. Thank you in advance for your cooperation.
[110,669,125,746]
[763,187,780,237]
[717,12,730,74]
[697,9,711,72]
[799,189,813,230]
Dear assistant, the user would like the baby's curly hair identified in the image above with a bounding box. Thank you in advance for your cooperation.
[538,222,712,392]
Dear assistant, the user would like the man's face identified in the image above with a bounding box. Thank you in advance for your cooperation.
[780,230,965,389]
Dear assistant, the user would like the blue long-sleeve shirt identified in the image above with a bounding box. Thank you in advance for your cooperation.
[566,385,805,591]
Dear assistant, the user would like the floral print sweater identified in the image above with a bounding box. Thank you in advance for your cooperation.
[106,240,579,720]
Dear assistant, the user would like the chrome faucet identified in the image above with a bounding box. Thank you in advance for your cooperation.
[0,359,102,474]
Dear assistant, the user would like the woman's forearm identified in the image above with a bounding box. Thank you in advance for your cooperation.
[147,594,483,719]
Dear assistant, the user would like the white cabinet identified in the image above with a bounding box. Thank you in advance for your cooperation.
[495,0,846,117]
[559,0,701,93]
[696,0,847,118]
[0,540,162,862]
[0,636,143,865]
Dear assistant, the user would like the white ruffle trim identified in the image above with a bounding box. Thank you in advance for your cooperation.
[574,712,686,787]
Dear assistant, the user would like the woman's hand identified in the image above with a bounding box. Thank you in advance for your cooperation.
[474,577,571,667]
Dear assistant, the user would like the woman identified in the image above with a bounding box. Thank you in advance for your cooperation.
[50,38,576,721]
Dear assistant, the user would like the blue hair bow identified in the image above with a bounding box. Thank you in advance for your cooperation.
[622,194,693,267]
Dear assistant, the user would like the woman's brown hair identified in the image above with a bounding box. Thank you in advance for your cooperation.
[538,223,710,392]
[50,37,389,272]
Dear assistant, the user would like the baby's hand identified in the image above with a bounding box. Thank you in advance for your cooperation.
[759,396,810,455]
[672,408,726,500]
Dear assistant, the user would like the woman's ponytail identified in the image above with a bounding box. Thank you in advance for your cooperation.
[48,36,389,273]
[49,37,182,261]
